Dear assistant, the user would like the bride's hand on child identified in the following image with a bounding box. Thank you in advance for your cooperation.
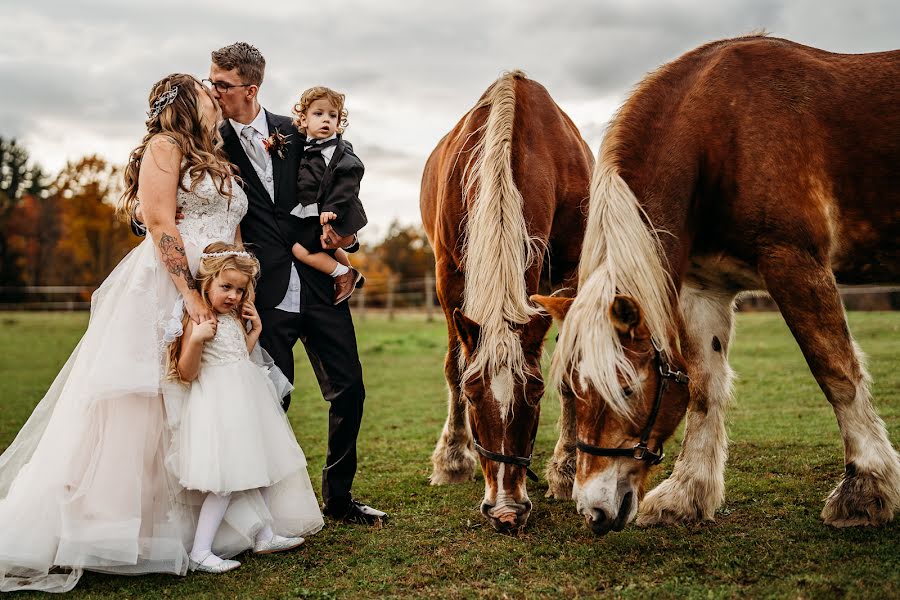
[185,292,214,324]
[242,301,262,333]
[184,292,216,324]
[192,317,218,343]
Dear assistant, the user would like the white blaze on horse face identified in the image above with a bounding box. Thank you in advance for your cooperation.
[490,369,514,423]
[483,456,503,509]
[573,460,638,525]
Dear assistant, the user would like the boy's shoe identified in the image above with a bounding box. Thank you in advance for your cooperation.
[253,534,305,554]
[355,273,366,289]
[334,268,363,304]
[189,552,241,573]
[323,498,388,526]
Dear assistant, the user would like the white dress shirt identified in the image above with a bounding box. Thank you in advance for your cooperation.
[230,108,301,313]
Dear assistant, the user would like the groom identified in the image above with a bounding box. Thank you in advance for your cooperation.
[206,42,385,525]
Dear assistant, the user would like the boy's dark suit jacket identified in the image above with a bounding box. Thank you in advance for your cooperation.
[219,112,360,307]
[289,135,368,241]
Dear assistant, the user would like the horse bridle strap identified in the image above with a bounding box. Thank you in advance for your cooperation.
[576,338,689,466]
[473,438,539,482]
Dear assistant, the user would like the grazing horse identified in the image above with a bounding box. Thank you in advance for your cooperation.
[534,35,900,535]
[421,71,592,531]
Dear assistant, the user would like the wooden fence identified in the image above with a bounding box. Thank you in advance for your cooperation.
[1,282,898,317]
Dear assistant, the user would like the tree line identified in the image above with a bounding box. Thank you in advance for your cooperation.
[0,137,435,291]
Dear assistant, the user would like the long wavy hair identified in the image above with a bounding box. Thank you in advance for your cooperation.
[118,73,235,222]
[165,241,260,382]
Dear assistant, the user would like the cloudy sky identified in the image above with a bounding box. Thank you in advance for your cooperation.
[2,0,897,241]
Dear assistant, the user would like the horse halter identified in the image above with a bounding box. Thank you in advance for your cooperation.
[473,431,539,482]
[576,338,689,466]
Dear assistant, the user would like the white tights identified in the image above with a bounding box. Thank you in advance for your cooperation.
[256,486,274,543]
[190,492,231,565]
[189,488,276,565]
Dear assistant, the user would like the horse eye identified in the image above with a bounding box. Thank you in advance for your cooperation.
[622,386,634,397]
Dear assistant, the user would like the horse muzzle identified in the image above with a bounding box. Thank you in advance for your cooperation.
[481,498,533,533]
[581,490,634,535]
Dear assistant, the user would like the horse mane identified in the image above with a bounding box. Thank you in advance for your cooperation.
[459,70,541,417]
[551,77,678,419]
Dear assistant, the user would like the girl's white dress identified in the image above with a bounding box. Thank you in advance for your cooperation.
[0,171,323,593]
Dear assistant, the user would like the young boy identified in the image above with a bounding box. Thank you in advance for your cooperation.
[289,86,367,304]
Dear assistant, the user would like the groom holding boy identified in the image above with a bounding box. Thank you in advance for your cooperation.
[205,42,385,525]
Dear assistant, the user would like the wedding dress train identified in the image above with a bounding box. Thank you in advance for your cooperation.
[0,172,322,592]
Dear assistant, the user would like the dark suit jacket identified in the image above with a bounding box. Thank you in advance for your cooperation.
[220,111,358,308]
[300,136,368,239]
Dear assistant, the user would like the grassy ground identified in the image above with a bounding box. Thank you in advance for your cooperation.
[0,311,898,599]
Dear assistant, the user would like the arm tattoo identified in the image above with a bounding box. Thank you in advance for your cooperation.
[159,233,197,290]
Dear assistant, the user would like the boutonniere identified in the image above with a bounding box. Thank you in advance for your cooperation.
[263,128,291,159]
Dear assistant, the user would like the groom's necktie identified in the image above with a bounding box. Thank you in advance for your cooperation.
[241,125,268,172]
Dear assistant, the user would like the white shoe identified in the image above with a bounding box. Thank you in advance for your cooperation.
[253,534,305,554]
[189,552,241,573]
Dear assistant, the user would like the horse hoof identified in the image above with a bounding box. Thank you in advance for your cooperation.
[544,462,574,500]
[430,438,477,485]
[428,467,475,485]
[636,478,717,526]
[821,466,897,527]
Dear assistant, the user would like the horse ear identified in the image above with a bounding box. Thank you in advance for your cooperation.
[453,309,481,357]
[530,294,574,323]
[610,295,642,336]
[520,312,553,355]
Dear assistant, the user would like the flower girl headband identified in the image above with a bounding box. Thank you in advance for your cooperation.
[147,86,179,120]
[200,250,252,260]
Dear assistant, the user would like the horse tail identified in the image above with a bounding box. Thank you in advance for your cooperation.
[460,71,541,399]
[552,123,675,418]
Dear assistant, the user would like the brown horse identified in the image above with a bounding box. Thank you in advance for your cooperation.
[534,35,900,535]
[421,71,592,531]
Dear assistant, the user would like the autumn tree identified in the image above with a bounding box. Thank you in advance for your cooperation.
[49,156,138,286]
[0,137,49,286]
[374,220,435,282]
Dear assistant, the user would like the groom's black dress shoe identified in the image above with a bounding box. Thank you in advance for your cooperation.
[324,499,388,525]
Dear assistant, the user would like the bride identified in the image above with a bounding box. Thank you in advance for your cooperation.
[0,74,322,593]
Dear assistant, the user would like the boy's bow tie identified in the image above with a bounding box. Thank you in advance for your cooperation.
[302,137,339,152]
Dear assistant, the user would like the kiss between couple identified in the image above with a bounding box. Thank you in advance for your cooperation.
[0,42,384,593]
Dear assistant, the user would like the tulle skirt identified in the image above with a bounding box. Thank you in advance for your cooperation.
[164,359,325,549]
[167,359,309,494]
[0,238,323,593]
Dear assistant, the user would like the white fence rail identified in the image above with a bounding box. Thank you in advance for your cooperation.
[1,282,898,315]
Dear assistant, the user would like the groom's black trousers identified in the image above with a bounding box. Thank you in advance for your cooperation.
[257,301,365,509]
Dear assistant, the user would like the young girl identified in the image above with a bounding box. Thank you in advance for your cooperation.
[288,86,368,304]
[167,242,323,573]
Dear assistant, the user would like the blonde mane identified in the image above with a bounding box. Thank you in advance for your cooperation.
[459,71,541,417]
[551,111,675,418]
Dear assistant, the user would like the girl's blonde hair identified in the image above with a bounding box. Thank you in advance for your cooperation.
[117,73,236,223]
[165,241,261,382]
[291,86,349,134]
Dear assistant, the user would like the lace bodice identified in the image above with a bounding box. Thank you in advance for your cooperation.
[176,171,247,248]
[201,314,249,366]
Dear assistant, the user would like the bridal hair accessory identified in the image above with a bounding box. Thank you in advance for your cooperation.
[263,127,291,159]
[201,250,252,259]
[147,86,180,120]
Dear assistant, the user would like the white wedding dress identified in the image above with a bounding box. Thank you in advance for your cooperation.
[0,171,323,593]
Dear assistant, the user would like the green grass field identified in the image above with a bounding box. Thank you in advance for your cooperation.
[1,311,898,599]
